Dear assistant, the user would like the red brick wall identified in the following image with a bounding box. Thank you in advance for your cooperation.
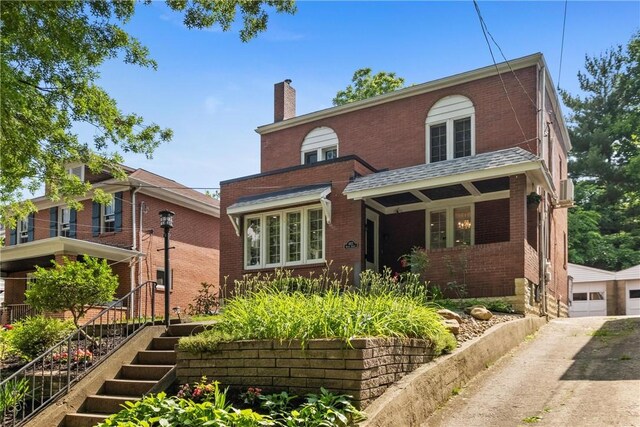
[261,67,539,173]
[475,199,510,245]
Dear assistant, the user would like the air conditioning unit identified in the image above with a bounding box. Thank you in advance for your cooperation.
[557,179,574,207]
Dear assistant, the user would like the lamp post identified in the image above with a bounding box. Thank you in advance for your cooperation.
[159,210,175,328]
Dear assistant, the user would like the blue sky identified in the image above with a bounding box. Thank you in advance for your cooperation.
[92,1,639,192]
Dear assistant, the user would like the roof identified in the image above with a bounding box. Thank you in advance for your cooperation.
[616,265,640,281]
[227,184,331,215]
[568,263,616,283]
[344,148,547,196]
[128,169,219,209]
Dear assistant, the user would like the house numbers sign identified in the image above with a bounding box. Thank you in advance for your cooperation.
[344,240,358,249]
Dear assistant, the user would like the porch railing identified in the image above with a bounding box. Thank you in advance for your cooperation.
[0,304,42,324]
[0,281,157,427]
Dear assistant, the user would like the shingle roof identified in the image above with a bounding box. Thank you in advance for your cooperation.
[229,183,331,211]
[344,147,539,194]
[128,169,219,208]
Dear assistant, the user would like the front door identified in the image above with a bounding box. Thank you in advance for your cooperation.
[365,209,379,272]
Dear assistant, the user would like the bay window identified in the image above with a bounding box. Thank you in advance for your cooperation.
[427,205,474,249]
[244,206,325,269]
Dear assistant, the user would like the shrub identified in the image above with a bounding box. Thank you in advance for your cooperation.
[179,289,456,355]
[188,282,220,316]
[0,327,17,360]
[0,378,29,413]
[10,316,75,360]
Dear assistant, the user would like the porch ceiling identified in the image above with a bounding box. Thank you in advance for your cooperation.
[0,237,141,274]
[343,148,553,214]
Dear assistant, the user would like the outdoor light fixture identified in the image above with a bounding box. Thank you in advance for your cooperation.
[159,210,175,328]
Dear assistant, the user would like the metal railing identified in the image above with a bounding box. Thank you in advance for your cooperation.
[0,304,42,324]
[0,281,157,427]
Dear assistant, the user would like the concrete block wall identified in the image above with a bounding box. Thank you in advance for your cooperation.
[177,338,438,408]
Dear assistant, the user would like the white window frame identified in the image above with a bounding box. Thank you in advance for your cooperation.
[26,272,36,291]
[300,127,340,165]
[102,199,116,232]
[426,95,475,164]
[18,218,29,244]
[426,204,475,249]
[244,205,326,270]
[66,164,85,181]
[59,206,71,236]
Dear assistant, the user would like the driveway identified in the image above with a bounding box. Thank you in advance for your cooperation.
[424,316,640,427]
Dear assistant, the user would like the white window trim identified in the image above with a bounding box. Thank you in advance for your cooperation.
[425,95,475,164]
[244,205,326,270]
[66,163,85,181]
[301,145,338,165]
[59,206,71,236]
[18,218,29,244]
[426,204,475,249]
[102,199,116,232]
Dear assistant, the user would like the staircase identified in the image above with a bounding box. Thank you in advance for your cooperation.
[63,323,206,427]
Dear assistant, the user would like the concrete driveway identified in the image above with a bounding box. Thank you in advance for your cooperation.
[424,316,640,427]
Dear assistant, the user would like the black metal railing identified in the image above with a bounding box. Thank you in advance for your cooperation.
[0,281,157,427]
[0,304,42,324]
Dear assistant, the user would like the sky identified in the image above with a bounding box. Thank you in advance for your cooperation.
[89,1,640,193]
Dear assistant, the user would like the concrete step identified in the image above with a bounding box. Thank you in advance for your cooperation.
[104,379,157,396]
[85,394,140,414]
[120,364,172,380]
[168,323,208,337]
[151,336,180,350]
[137,349,177,365]
[64,412,108,427]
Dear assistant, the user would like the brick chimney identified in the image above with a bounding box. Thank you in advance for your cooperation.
[274,79,296,122]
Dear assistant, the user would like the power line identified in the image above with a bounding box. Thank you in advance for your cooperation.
[558,0,568,91]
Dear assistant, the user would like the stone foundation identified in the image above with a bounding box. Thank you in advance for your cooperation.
[177,338,438,408]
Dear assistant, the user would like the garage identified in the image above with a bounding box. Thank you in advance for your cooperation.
[570,281,607,317]
[619,265,640,316]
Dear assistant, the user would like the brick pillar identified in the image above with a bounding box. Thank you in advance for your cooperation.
[509,174,527,281]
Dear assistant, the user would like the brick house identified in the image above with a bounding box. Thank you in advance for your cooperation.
[220,53,573,317]
[1,165,220,322]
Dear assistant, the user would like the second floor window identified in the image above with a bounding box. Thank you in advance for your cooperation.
[426,95,475,163]
[18,218,29,244]
[9,214,34,245]
[59,207,71,236]
[92,192,123,236]
[301,127,340,165]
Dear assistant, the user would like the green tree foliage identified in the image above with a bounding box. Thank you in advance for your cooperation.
[0,0,296,227]
[562,32,640,270]
[333,68,405,106]
[27,256,119,328]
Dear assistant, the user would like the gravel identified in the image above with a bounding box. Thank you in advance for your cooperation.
[455,312,524,346]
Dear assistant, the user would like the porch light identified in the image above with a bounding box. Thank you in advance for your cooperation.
[159,210,175,229]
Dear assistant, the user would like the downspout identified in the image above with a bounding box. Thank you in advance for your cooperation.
[130,186,141,315]
[138,200,147,287]
[538,66,548,317]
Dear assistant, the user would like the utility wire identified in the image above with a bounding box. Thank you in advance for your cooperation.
[558,0,568,91]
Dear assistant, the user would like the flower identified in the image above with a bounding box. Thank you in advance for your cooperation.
[3,324,13,330]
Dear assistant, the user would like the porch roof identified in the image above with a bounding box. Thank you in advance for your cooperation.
[343,148,553,213]
[227,183,331,215]
[0,237,141,273]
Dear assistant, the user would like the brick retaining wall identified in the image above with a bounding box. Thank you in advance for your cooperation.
[177,338,438,408]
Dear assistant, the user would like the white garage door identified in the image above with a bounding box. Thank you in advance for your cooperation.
[626,281,640,316]
[571,282,607,317]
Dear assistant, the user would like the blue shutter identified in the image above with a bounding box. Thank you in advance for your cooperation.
[50,207,58,237]
[27,213,35,242]
[70,209,77,238]
[9,228,16,245]
[114,192,123,232]
[92,202,100,236]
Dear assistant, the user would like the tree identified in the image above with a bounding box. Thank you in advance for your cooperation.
[0,0,296,227]
[27,256,119,328]
[561,32,640,270]
[333,68,405,106]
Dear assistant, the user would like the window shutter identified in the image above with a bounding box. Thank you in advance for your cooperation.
[9,228,16,245]
[50,207,58,237]
[70,209,77,238]
[27,213,35,241]
[114,192,123,232]
[92,202,100,236]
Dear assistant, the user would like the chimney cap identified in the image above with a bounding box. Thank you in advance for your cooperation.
[284,79,292,85]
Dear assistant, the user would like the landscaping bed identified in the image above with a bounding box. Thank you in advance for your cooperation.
[455,312,524,346]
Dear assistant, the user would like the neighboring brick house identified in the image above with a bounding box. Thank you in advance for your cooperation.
[220,53,573,317]
[1,165,220,322]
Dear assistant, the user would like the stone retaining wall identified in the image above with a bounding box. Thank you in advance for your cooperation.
[177,338,438,408]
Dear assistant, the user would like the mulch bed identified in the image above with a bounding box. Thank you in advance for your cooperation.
[455,312,524,346]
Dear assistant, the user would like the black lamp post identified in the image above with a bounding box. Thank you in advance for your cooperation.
[159,210,175,328]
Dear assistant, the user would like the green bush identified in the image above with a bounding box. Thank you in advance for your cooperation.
[10,316,75,360]
[179,289,456,355]
[0,378,29,412]
[0,327,18,360]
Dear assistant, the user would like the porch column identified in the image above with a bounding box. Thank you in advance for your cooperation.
[509,174,527,244]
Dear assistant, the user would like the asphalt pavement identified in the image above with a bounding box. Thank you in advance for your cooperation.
[424,316,640,427]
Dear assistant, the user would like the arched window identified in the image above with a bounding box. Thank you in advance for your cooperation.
[300,127,339,165]
[425,95,475,163]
